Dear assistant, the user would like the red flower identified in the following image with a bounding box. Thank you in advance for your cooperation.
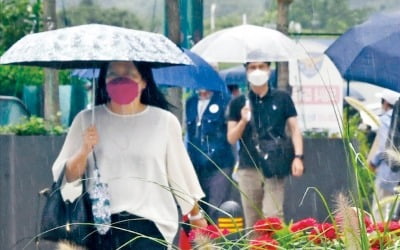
[364,214,373,228]
[369,235,391,249]
[308,223,337,244]
[308,233,322,245]
[373,221,400,233]
[366,224,375,233]
[365,216,375,233]
[290,217,317,232]
[188,224,229,240]
[250,234,279,250]
[388,221,400,231]
[370,239,380,250]
[253,217,283,233]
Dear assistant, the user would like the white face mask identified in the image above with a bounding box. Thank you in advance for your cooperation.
[247,69,269,86]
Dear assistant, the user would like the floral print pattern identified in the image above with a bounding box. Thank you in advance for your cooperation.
[89,168,111,235]
[0,24,192,68]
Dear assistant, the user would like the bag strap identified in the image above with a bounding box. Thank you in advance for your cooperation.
[55,166,67,187]
[246,96,258,140]
[246,94,282,144]
[246,95,264,154]
[55,162,90,194]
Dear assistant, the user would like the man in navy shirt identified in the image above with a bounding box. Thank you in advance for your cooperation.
[186,89,235,222]
[227,62,304,228]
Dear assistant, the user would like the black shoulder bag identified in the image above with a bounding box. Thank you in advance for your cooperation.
[248,97,295,178]
[40,166,94,247]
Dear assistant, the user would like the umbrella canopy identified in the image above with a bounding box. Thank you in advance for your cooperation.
[71,68,100,79]
[72,50,227,92]
[218,65,246,86]
[191,24,303,63]
[0,24,192,69]
[152,49,227,92]
[325,12,400,91]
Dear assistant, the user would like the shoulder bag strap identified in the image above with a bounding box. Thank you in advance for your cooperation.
[246,94,279,148]
[246,95,263,153]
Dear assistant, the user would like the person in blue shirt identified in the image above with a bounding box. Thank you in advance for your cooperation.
[185,89,235,222]
[370,89,400,221]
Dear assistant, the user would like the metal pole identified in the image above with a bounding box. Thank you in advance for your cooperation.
[210,3,216,32]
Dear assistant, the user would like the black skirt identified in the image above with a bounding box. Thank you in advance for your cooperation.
[88,212,167,250]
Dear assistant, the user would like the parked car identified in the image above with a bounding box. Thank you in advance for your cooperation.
[0,96,30,126]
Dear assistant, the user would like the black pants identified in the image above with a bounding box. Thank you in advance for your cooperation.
[88,212,167,250]
[197,167,233,222]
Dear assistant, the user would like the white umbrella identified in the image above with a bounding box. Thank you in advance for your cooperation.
[0,24,191,69]
[191,24,303,63]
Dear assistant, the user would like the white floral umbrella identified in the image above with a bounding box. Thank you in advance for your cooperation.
[0,23,193,124]
[0,24,191,69]
[191,24,303,63]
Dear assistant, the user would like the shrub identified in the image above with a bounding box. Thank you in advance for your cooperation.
[0,116,66,135]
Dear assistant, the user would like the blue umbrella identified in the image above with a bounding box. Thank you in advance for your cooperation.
[325,12,400,91]
[152,49,227,92]
[71,68,99,79]
[219,65,247,86]
[73,50,227,92]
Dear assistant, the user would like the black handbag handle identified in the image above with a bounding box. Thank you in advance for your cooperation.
[48,149,98,199]
[40,149,98,208]
[53,165,89,205]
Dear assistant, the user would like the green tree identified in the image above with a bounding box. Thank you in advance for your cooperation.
[0,0,44,97]
[58,4,143,29]
[203,14,242,35]
[0,0,40,52]
[289,0,372,33]
[0,65,44,96]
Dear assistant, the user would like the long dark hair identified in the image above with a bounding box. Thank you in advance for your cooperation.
[95,61,171,111]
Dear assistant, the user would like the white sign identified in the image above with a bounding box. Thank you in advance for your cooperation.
[289,40,344,136]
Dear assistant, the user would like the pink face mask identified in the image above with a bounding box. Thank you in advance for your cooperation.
[106,77,139,105]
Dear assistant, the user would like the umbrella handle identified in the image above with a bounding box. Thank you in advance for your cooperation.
[91,71,96,125]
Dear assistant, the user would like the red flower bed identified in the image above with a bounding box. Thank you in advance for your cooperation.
[188,215,400,249]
